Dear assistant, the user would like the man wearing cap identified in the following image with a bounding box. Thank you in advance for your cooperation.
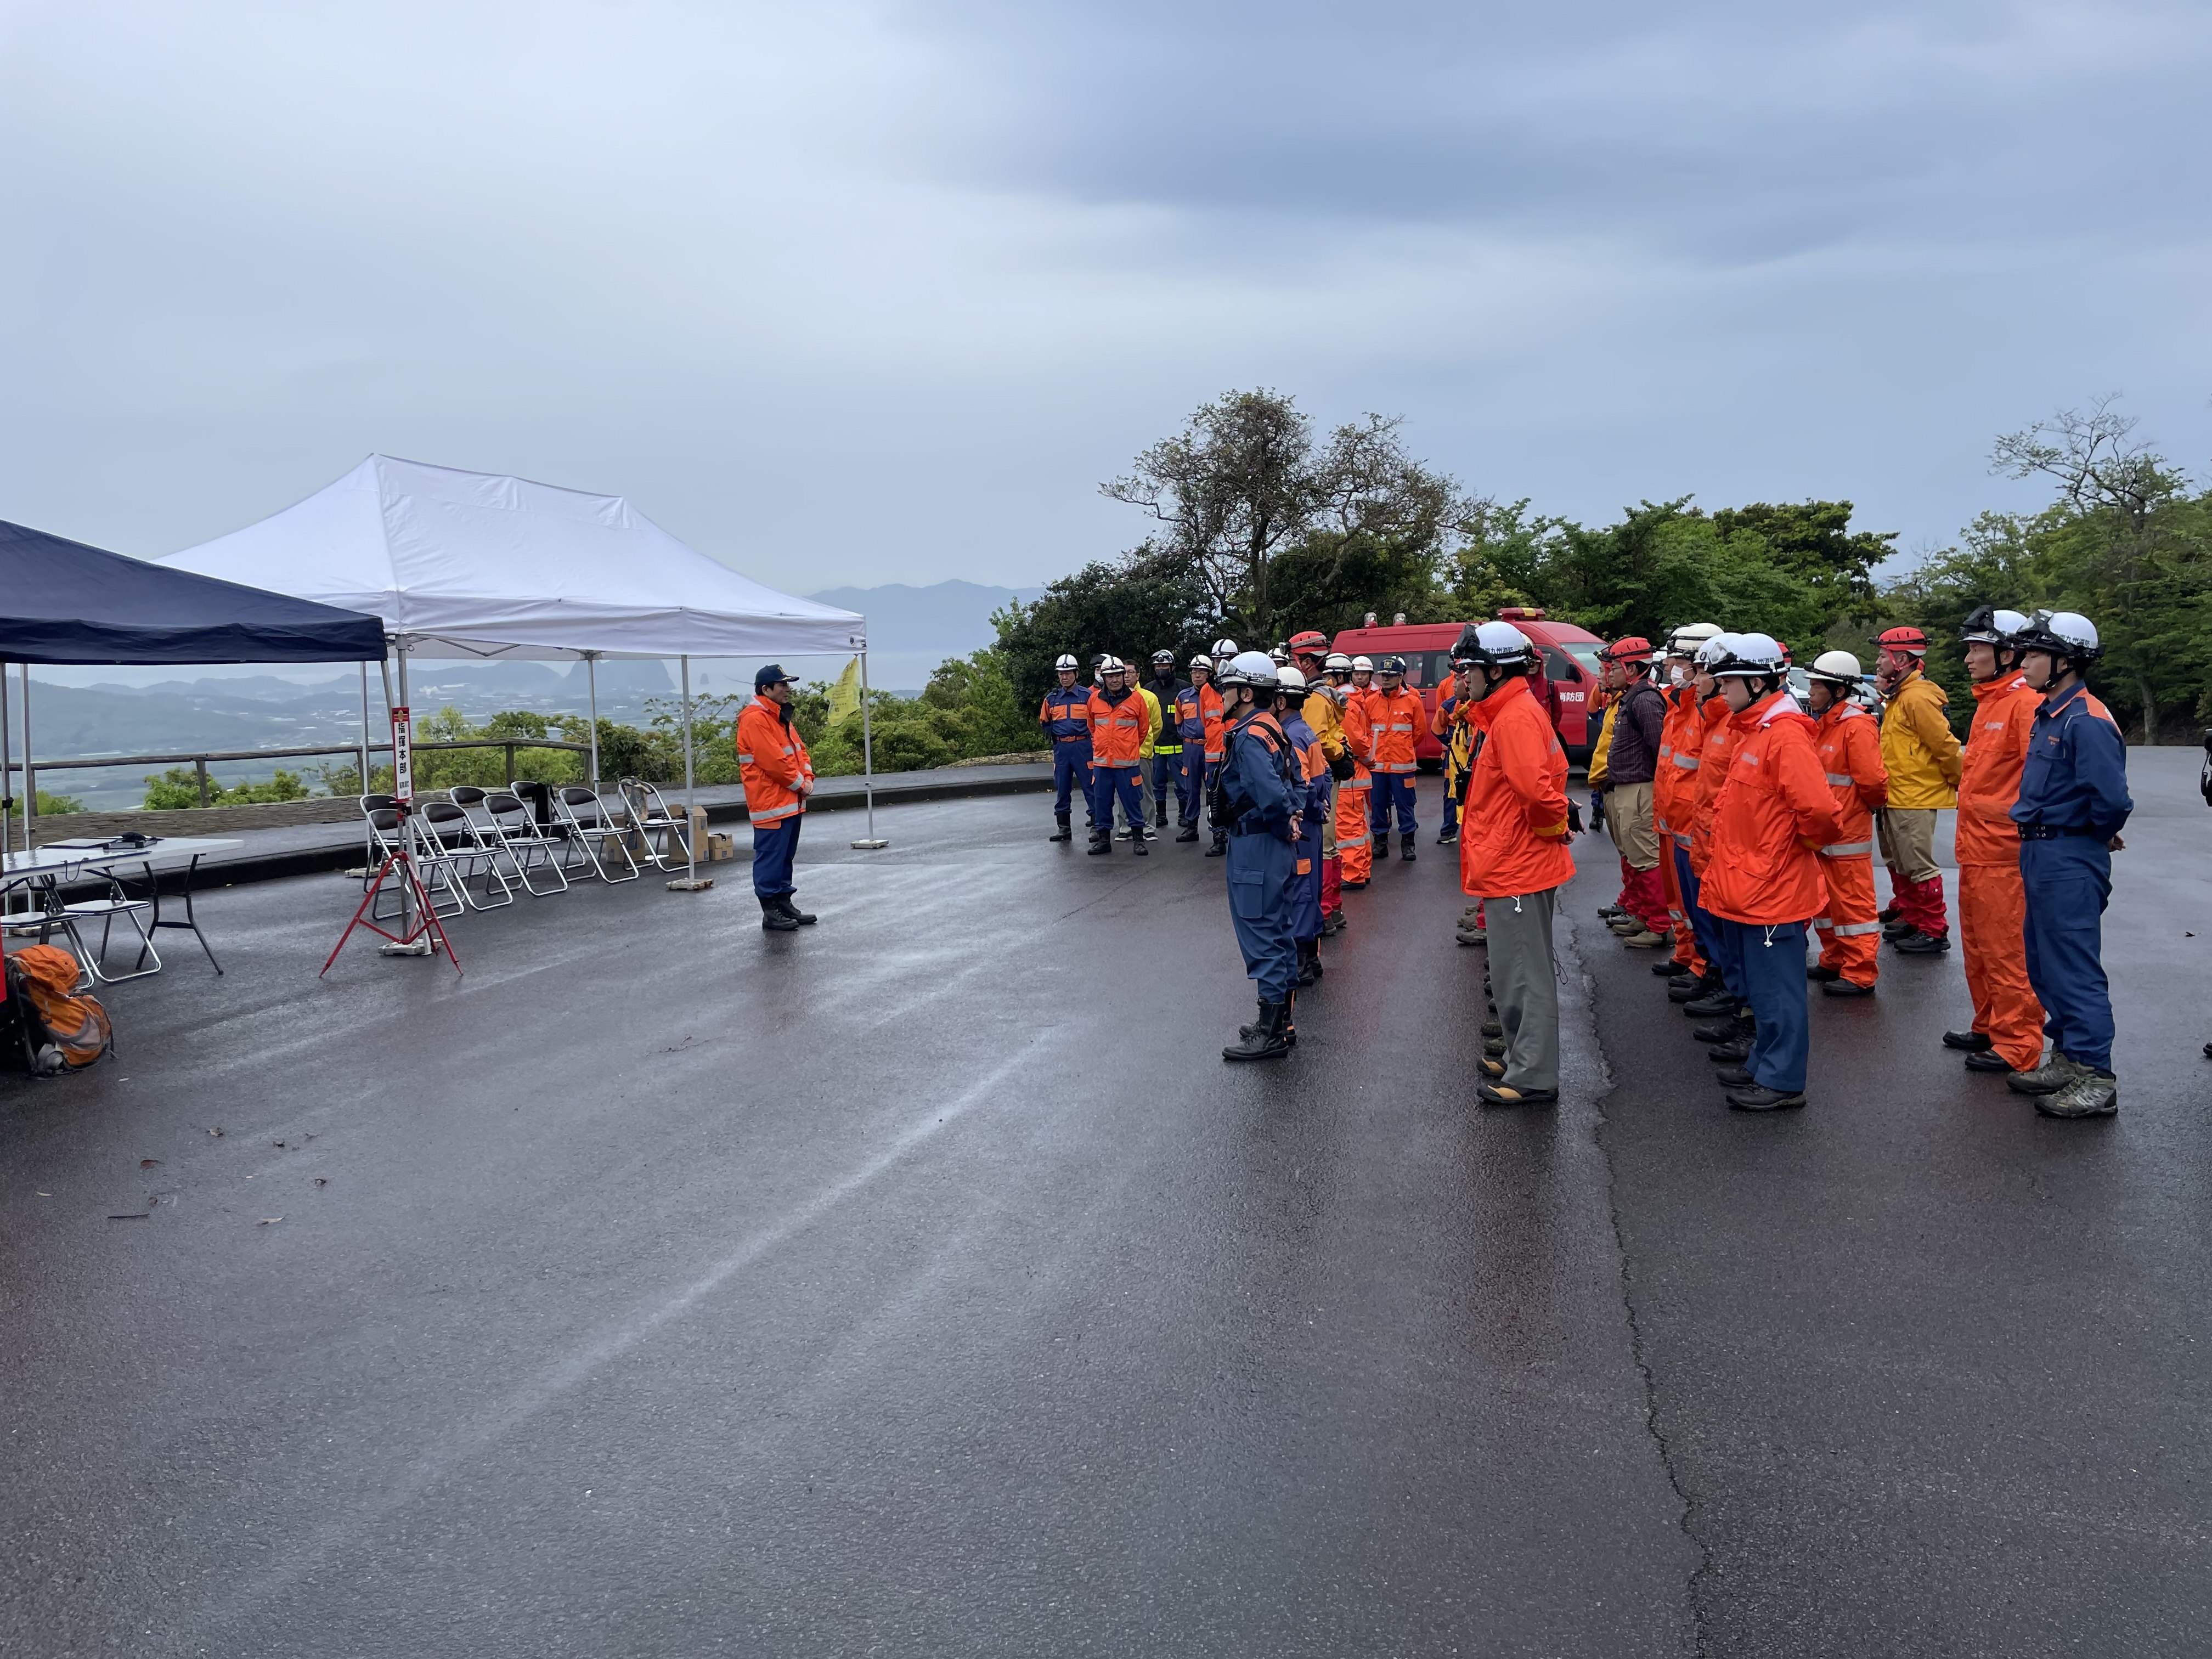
[1873,625,1964,952]
[736,665,817,932]
[1038,653,1094,843]
[1596,636,1670,947]
[1143,650,1187,833]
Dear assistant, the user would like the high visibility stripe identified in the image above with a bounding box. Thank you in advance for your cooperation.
[752,801,802,822]
[1825,771,1854,786]
[1376,763,1416,773]
[1820,840,1874,856]
[737,753,753,762]
[1389,722,1414,731]
[1831,919,1882,936]
[1674,832,1694,849]
[1338,831,1371,848]
[1673,754,1700,770]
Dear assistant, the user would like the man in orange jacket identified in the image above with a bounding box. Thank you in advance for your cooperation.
[1364,656,1425,861]
[736,664,817,932]
[1085,657,1149,857]
[1675,633,1746,1020]
[1699,634,1842,1110]
[1455,622,1577,1106]
[1948,606,2047,1076]
[1334,658,1375,888]
[1802,652,1888,996]
[1652,624,1722,987]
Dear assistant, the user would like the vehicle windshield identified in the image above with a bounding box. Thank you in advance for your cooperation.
[1558,641,1605,680]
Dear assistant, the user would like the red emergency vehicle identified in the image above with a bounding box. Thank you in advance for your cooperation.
[1330,609,1608,767]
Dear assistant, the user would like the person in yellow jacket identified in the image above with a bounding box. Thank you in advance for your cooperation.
[1872,625,1965,951]
[1122,665,1166,842]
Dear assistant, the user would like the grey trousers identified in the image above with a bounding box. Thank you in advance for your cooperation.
[1485,887,1561,1093]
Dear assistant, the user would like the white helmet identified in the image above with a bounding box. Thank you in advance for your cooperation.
[1188,653,1214,673]
[1959,606,2030,646]
[1807,650,1864,687]
[1053,653,1079,672]
[1211,637,1240,660]
[1098,655,1125,676]
[1458,620,1536,669]
[1323,652,1353,673]
[1694,631,1739,668]
[1668,622,1723,657]
[1351,655,1374,673]
[2015,610,2102,663]
[1216,650,1282,691]
[1276,664,1307,693]
[1269,646,1290,666]
[1712,632,1788,679]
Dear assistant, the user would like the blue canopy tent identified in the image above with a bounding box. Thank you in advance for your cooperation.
[0,518,388,854]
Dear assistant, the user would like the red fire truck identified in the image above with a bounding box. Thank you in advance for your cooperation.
[1330,608,1609,768]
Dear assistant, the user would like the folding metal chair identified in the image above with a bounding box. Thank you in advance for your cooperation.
[550,786,640,883]
[0,904,97,992]
[479,791,569,896]
[615,777,693,872]
[417,799,515,911]
[362,805,465,921]
[59,874,162,983]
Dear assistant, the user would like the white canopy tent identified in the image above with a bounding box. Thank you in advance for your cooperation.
[161,455,882,886]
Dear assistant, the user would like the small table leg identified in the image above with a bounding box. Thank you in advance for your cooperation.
[146,854,224,975]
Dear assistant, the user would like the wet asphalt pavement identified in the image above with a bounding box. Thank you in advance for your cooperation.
[3,755,2207,1656]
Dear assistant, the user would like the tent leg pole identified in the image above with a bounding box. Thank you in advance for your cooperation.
[358,662,372,797]
[586,654,600,789]
[852,648,887,849]
[668,654,709,890]
[1,657,12,859]
[20,665,33,851]
[380,642,434,957]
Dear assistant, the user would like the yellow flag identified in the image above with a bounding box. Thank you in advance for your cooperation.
[826,656,861,725]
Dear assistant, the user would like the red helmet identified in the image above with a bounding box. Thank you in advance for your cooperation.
[1287,630,1329,657]
[1600,635,1653,662]
[1874,625,1929,654]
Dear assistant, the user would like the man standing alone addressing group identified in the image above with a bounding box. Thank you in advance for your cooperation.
[736,664,817,933]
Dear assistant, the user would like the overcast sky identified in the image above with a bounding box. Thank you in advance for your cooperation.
[2,0,2207,599]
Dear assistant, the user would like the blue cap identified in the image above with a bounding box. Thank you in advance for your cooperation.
[754,663,796,691]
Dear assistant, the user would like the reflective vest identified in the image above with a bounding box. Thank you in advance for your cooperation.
[735,699,814,824]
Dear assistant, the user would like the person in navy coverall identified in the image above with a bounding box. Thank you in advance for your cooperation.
[1212,651,1302,1062]
[2005,611,2132,1119]
[1037,654,1094,842]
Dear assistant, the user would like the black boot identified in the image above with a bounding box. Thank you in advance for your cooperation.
[1176,824,1199,843]
[1155,799,1170,827]
[759,896,799,933]
[1049,814,1073,843]
[1296,939,1323,987]
[1088,832,1111,855]
[1223,999,1294,1061]
[1132,830,1148,856]
[1401,837,1416,862]
[775,894,817,926]
[1206,833,1227,858]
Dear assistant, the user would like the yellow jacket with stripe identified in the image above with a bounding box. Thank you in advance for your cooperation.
[1301,688,1346,760]
[1587,700,1620,788]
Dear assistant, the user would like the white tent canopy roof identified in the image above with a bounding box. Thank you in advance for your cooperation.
[159,455,866,661]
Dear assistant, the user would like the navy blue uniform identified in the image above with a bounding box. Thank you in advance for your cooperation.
[1217,706,1300,1002]
[1280,708,1327,943]
[2011,682,2132,1074]
[1038,684,1094,822]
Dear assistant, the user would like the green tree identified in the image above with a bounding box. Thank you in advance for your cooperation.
[994,547,1221,712]
[143,768,312,809]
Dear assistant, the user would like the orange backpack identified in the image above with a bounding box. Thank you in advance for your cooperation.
[5,945,112,1071]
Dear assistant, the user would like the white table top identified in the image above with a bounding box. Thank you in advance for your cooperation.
[2,837,245,878]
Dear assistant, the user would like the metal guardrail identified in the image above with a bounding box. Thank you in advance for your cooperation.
[2,738,591,808]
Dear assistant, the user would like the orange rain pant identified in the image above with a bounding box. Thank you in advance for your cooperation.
[1812,851,1881,990]
[1336,779,1374,885]
[1958,861,2045,1071]
[1658,832,1705,975]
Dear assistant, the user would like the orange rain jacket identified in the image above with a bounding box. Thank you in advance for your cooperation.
[1457,675,1575,899]
[1086,685,1149,766]
[1338,690,1375,791]
[1700,689,1842,926]
[1176,681,1227,762]
[1878,667,1963,809]
[1685,694,1735,876]
[1813,699,1888,849]
[735,698,815,825]
[1652,684,1702,842]
[1365,686,1426,774]
[1955,674,2042,865]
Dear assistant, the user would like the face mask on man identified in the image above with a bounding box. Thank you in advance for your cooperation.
[1667,665,1688,688]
